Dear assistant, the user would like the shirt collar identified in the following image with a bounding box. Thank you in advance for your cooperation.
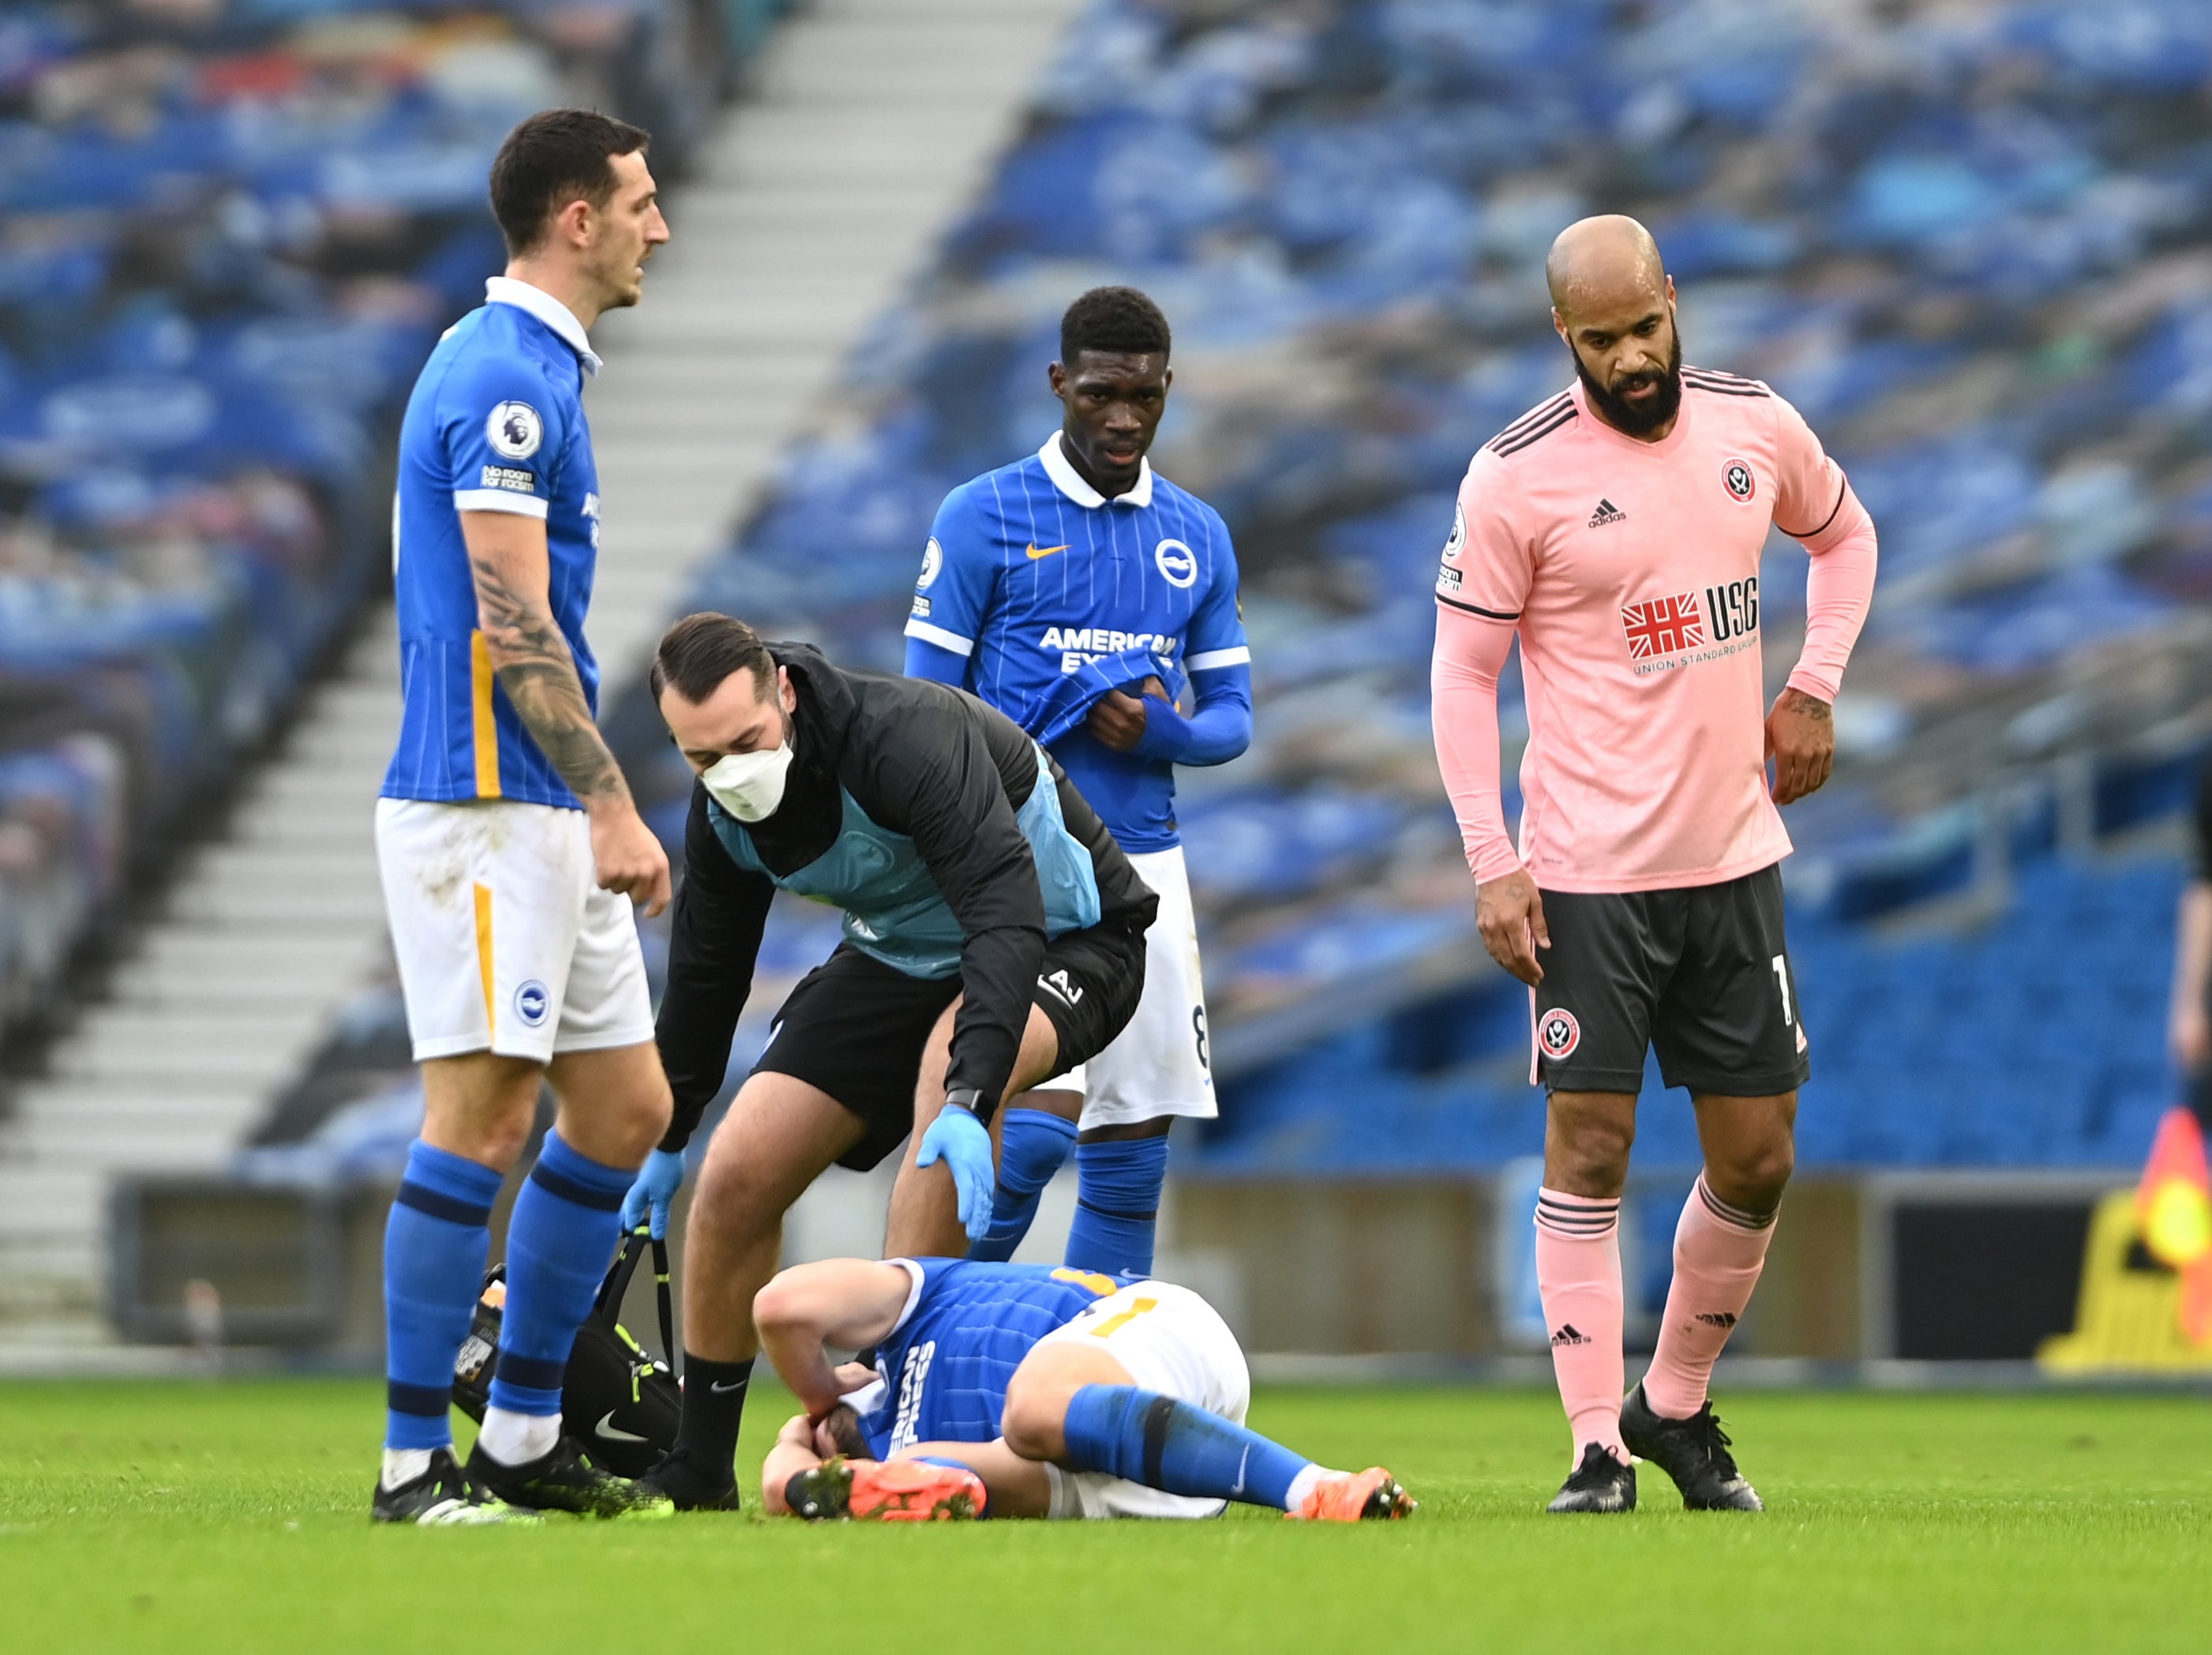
[1039,431,1153,509]
[485,276,602,377]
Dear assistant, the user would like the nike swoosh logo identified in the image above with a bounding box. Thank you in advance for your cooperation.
[708,1379,746,1394]
[594,1410,648,1443]
[1231,1445,1249,1498]
[1025,542,1069,560]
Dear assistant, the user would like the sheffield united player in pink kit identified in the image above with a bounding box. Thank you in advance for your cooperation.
[1431,217,1877,1513]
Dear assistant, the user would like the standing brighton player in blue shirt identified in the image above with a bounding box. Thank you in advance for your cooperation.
[371,110,677,1525]
[905,287,1253,1276]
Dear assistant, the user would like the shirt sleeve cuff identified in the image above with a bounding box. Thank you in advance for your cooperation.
[1186,645,1250,672]
[452,490,549,519]
[1470,843,1525,884]
[1784,667,1839,704]
[903,618,974,657]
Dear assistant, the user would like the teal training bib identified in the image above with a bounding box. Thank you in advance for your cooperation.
[707,749,1100,978]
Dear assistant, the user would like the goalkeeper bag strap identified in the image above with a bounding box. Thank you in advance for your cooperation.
[651,1233,674,1366]
[590,1229,678,1365]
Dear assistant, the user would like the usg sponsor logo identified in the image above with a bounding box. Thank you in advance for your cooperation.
[1702,575,1758,643]
[1154,538,1198,588]
[514,980,550,1027]
[1622,591,1704,660]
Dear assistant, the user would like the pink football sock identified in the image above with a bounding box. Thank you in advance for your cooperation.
[1640,1176,1777,1420]
[1534,1188,1625,1462]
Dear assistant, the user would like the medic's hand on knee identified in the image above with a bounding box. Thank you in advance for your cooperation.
[916,1092,996,1244]
[620,1146,686,1240]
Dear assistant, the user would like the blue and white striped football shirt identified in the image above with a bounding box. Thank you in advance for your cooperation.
[381,277,603,809]
[904,434,1250,853]
[855,1259,1124,1457]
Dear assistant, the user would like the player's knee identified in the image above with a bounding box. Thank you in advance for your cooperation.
[1552,1104,1635,1186]
[422,1056,542,1167]
[1708,1129,1794,1211]
[459,1108,535,1170]
[998,1372,1068,1462]
[692,1135,770,1239]
[437,1100,538,1171]
[750,1273,800,1335]
[620,1078,674,1160]
[1732,1140,1796,1209]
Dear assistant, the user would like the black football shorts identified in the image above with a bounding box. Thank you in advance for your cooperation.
[1530,862,1810,1098]
[750,921,1147,1171]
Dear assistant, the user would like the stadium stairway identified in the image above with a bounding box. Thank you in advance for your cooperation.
[0,0,1082,1360]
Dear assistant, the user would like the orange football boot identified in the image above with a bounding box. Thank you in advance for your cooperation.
[1290,1467,1417,1522]
[784,1457,986,1522]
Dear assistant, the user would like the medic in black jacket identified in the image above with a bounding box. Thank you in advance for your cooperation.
[620,613,1155,1509]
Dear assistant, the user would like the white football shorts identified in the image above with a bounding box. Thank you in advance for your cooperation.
[374,796,654,1065]
[1055,844,1217,1128]
[1036,1278,1251,1520]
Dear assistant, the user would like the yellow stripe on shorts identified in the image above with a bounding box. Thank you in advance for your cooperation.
[473,880,496,1037]
[1088,1297,1158,1339]
[470,629,502,798]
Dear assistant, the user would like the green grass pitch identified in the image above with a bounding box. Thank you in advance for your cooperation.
[2,1379,2208,1653]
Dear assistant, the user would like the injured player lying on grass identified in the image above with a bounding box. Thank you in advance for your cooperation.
[750,1255,1415,1523]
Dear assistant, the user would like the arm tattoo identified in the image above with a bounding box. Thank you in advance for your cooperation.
[469,550,628,803]
[1778,687,1831,721]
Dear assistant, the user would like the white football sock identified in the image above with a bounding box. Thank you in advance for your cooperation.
[476,1406,560,1466]
[1283,1463,1328,1515]
[381,1447,434,1490]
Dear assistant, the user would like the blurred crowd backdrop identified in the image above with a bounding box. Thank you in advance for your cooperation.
[6,1,2212,1193]
[0,0,752,1044]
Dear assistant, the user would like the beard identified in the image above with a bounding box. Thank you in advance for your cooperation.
[1575,326,1683,437]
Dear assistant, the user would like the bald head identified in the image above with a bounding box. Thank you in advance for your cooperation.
[1547,216,1683,440]
[1546,215,1666,318]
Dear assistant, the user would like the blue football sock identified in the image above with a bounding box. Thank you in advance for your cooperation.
[1061,1384,1312,1511]
[384,1139,503,1450]
[968,1109,1078,1262]
[489,1130,630,1419]
[1065,1135,1169,1278]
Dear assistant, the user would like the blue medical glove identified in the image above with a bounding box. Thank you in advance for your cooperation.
[916,1097,995,1244]
[620,1147,687,1240]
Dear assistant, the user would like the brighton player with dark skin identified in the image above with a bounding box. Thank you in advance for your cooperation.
[1009,345,1179,1154]
[1476,216,1830,1226]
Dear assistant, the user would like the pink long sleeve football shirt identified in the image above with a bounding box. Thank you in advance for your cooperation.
[1430,370,1877,893]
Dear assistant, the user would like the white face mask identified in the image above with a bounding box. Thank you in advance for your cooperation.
[700,739,794,822]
